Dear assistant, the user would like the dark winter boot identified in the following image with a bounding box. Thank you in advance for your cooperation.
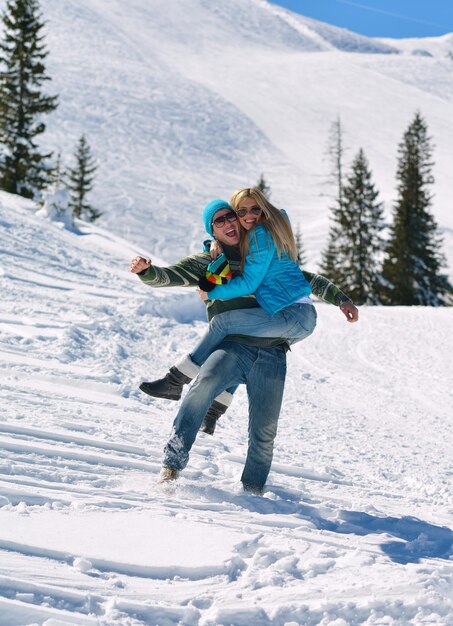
[139,355,200,401]
[199,400,228,435]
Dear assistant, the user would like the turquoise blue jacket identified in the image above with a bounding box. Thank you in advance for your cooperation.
[207,224,312,316]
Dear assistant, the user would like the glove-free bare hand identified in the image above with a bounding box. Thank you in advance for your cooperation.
[196,287,208,301]
[130,256,152,273]
[340,302,359,323]
[210,240,223,259]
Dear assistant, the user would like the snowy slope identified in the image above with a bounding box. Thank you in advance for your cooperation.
[1,194,452,625]
[0,0,452,275]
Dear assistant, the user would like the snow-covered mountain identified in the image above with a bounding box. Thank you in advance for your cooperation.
[1,0,452,273]
[1,190,453,625]
[1,4,453,623]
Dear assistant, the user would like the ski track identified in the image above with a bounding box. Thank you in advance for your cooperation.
[0,198,452,624]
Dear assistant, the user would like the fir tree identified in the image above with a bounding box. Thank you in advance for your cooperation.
[320,211,341,280]
[381,112,451,305]
[256,173,271,198]
[321,148,385,304]
[46,150,65,189]
[320,238,337,281]
[294,223,306,267]
[51,151,64,185]
[320,117,347,279]
[67,135,101,222]
[327,116,345,209]
[0,0,58,198]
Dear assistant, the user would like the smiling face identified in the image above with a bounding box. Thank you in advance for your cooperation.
[211,209,240,246]
[236,196,263,231]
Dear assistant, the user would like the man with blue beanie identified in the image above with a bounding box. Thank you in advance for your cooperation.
[131,198,356,494]
[198,200,235,292]
[203,199,232,236]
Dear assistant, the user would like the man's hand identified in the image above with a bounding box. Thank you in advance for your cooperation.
[130,256,152,273]
[340,301,359,323]
[196,287,208,301]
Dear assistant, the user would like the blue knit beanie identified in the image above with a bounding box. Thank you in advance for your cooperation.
[203,199,233,236]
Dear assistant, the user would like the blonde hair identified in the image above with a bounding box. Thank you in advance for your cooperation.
[229,187,298,269]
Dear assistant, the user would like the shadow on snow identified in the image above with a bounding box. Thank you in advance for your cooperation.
[214,484,453,565]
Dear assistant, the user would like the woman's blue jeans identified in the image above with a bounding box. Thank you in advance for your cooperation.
[163,340,287,492]
[189,303,317,366]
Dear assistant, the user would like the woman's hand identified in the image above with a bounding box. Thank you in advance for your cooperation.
[130,256,152,273]
[210,240,223,259]
[196,287,208,301]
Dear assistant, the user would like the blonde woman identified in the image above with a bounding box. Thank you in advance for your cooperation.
[141,188,318,399]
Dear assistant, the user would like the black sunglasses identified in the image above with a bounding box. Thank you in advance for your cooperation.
[212,212,238,228]
[236,207,262,218]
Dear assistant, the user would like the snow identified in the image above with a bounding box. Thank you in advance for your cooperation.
[0,188,452,625]
[0,0,452,622]
[0,510,242,577]
[0,0,451,275]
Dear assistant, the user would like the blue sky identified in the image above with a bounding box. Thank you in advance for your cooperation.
[269,0,453,38]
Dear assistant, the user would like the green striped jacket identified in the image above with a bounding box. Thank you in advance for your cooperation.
[138,245,352,347]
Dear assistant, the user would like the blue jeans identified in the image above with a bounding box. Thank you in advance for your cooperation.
[163,341,287,491]
[189,303,317,366]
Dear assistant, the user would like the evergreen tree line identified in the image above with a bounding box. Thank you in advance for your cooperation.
[0,0,99,223]
[2,2,450,305]
[320,115,451,306]
[259,112,451,307]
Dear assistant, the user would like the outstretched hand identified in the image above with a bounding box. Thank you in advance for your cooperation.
[340,301,359,323]
[130,256,152,273]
